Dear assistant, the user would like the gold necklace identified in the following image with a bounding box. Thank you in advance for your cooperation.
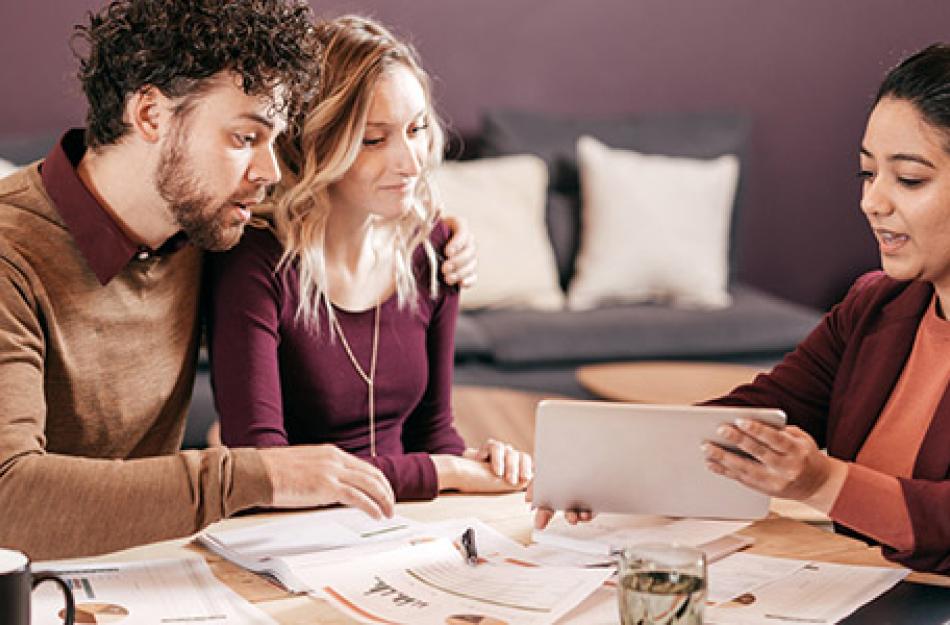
[331,299,381,457]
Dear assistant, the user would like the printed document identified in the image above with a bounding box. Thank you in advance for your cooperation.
[705,559,908,624]
[31,557,275,625]
[320,538,612,625]
[707,552,807,604]
[281,517,526,596]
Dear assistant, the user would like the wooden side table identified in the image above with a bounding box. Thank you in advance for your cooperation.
[576,361,765,404]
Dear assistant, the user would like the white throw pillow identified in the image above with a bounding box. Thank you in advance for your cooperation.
[433,155,564,310]
[0,158,18,180]
[569,136,739,310]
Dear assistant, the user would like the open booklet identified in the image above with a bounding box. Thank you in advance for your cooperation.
[198,508,420,592]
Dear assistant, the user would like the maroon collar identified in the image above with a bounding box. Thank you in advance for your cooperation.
[41,129,188,285]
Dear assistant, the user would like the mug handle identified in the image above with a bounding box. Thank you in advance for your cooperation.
[32,572,75,625]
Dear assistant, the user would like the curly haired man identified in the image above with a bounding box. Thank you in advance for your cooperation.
[0,0,480,559]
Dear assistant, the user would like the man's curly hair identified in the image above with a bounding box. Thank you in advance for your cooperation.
[73,0,321,148]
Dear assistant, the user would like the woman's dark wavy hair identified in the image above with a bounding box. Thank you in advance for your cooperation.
[876,43,950,148]
[73,0,321,148]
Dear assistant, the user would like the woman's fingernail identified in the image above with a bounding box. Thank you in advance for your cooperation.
[717,426,730,437]
[735,418,750,428]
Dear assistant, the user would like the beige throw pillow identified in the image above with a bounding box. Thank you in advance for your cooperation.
[433,155,564,310]
[569,136,739,310]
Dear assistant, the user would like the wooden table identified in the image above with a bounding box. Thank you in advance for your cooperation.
[576,361,764,404]
[51,492,948,624]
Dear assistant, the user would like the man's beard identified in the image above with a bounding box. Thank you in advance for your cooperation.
[155,131,247,251]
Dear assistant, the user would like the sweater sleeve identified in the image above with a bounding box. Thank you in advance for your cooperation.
[832,464,950,573]
[206,229,290,448]
[830,464,914,552]
[0,263,272,561]
[381,223,466,500]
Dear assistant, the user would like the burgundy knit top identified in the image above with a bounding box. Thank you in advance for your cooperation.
[206,221,465,501]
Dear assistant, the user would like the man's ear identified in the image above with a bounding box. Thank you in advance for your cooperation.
[125,86,169,143]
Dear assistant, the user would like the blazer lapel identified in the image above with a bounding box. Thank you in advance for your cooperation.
[914,364,950,479]
[828,283,932,461]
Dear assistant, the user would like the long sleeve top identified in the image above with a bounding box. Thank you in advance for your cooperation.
[708,271,950,573]
[0,131,270,561]
[207,222,466,501]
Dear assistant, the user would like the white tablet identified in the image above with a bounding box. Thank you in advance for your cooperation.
[532,400,787,520]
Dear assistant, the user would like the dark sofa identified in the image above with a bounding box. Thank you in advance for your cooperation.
[449,110,821,397]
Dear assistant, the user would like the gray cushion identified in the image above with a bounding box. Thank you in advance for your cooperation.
[454,313,493,359]
[461,283,820,365]
[480,110,751,281]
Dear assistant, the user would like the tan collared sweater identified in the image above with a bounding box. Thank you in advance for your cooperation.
[0,164,271,560]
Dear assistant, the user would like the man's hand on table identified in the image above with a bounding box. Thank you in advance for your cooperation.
[258,445,395,520]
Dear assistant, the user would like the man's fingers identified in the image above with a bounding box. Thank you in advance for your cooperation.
[339,468,395,518]
[444,245,477,272]
[336,483,386,520]
[444,257,478,287]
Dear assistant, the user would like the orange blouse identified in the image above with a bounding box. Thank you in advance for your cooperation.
[830,295,950,551]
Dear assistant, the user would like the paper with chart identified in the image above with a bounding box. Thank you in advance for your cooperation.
[281,516,527,596]
[706,552,807,604]
[320,538,612,625]
[532,512,751,555]
[199,507,419,591]
[31,557,275,625]
[705,559,908,624]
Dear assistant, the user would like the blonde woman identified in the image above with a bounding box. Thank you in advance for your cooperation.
[207,16,531,501]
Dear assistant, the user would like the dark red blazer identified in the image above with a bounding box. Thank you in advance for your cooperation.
[709,271,950,573]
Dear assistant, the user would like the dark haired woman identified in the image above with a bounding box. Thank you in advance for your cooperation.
[702,44,950,574]
[537,44,950,574]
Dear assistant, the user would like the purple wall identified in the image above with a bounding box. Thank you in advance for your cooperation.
[1,1,947,309]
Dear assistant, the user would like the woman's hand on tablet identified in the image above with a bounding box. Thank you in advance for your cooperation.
[703,418,847,505]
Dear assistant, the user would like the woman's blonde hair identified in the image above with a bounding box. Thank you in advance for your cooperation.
[271,15,445,332]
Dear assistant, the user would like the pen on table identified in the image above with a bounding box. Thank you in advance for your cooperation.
[460,526,478,566]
